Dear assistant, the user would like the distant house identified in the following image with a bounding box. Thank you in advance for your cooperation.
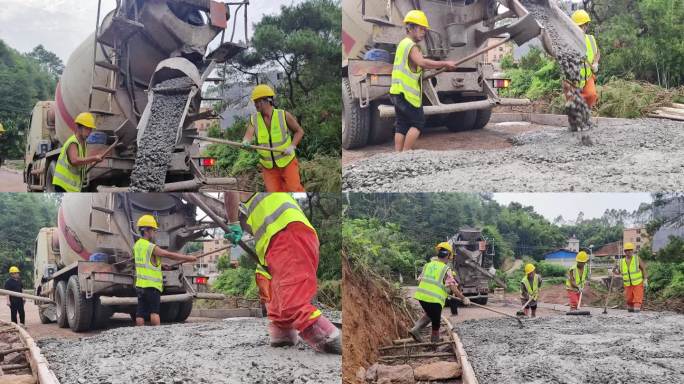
[543,249,578,267]
[623,227,649,252]
[593,241,621,259]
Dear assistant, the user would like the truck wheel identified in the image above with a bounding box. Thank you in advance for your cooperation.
[55,281,69,328]
[159,302,180,323]
[66,275,93,332]
[45,161,56,193]
[342,77,369,149]
[473,107,493,130]
[446,110,477,132]
[367,101,394,145]
[176,301,193,322]
[472,297,488,305]
[91,296,113,329]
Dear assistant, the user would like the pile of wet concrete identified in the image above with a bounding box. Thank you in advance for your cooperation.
[39,318,340,384]
[129,77,194,192]
[457,312,684,384]
[343,117,684,192]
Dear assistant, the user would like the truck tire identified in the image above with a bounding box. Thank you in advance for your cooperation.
[472,296,488,305]
[473,107,493,130]
[159,302,180,323]
[91,296,113,329]
[446,110,477,132]
[45,161,56,193]
[55,280,69,328]
[66,275,93,332]
[176,301,193,322]
[342,77,369,149]
[368,101,394,145]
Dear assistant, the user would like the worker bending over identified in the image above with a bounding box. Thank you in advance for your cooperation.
[4,267,25,327]
[242,85,305,192]
[224,192,340,354]
[134,215,197,326]
[565,251,589,310]
[520,263,542,318]
[613,242,648,313]
[52,112,104,192]
[410,242,470,343]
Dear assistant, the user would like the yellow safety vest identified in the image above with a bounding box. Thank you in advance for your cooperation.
[621,255,643,287]
[243,193,316,266]
[252,109,295,169]
[52,135,85,192]
[134,238,163,292]
[565,264,588,290]
[521,274,540,300]
[414,260,449,307]
[579,34,597,88]
[389,37,423,108]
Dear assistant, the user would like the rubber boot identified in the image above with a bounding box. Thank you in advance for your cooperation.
[299,316,341,354]
[268,323,298,347]
[409,316,430,342]
[628,307,635,313]
[430,330,440,344]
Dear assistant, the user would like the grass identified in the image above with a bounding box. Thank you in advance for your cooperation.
[596,79,684,118]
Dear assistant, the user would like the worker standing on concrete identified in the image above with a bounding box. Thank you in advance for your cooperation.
[242,85,305,192]
[52,112,104,192]
[564,10,600,109]
[410,242,470,343]
[390,10,457,152]
[613,242,648,313]
[520,263,542,318]
[565,251,589,310]
[224,192,341,354]
[134,215,197,326]
[4,267,25,327]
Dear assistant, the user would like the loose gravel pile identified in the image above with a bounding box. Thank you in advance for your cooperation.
[458,312,684,384]
[39,318,340,384]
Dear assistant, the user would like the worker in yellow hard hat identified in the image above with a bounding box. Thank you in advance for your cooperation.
[612,242,648,313]
[134,214,197,326]
[4,266,25,326]
[565,250,589,310]
[519,263,542,318]
[564,9,600,109]
[390,10,457,152]
[51,112,104,192]
[410,242,470,343]
[241,84,305,192]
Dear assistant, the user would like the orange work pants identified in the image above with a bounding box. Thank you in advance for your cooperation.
[624,284,644,310]
[261,157,305,192]
[581,75,598,109]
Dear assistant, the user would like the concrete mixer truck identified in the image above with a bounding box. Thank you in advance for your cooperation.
[24,0,250,191]
[341,0,587,149]
[30,193,226,332]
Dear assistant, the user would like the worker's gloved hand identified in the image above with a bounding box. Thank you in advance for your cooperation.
[591,63,599,73]
[241,140,251,149]
[462,297,471,306]
[282,145,295,155]
[223,224,243,245]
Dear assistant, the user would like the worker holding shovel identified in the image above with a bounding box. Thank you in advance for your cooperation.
[613,242,648,313]
[4,267,25,327]
[242,84,305,192]
[518,263,542,318]
[565,251,589,310]
[562,10,600,109]
[409,242,470,343]
[223,192,340,354]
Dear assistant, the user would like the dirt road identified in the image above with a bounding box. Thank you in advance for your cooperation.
[343,117,684,192]
[0,166,25,192]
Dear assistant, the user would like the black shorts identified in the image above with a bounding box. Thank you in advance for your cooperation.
[391,93,425,134]
[136,287,161,317]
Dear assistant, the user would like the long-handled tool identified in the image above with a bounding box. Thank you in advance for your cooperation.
[453,296,524,328]
[423,36,511,81]
[187,135,285,153]
[516,297,533,317]
[603,273,615,314]
[168,244,233,268]
[566,289,591,316]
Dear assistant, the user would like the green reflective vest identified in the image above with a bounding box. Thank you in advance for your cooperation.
[52,135,85,192]
[134,238,163,292]
[414,260,449,307]
[579,34,597,88]
[252,109,295,169]
[565,264,588,290]
[389,37,423,108]
[521,274,540,300]
[621,255,643,287]
[243,193,316,266]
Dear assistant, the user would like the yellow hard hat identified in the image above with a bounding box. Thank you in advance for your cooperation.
[136,214,158,229]
[251,84,276,101]
[74,112,96,129]
[571,10,591,26]
[624,242,635,251]
[0,122,5,133]
[576,251,589,263]
[435,241,453,257]
[524,263,535,274]
[9,266,20,273]
[403,10,430,29]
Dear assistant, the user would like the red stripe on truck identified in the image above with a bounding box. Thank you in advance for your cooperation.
[55,81,77,133]
[342,29,355,56]
[58,206,90,260]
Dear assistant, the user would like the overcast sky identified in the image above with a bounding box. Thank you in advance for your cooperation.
[492,193,652,222]
[0,0,304,61]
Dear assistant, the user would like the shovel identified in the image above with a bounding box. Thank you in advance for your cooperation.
[566,289,591,316]
[516,297,533,317]
[603,273,615,314]
[452,296,524,328]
